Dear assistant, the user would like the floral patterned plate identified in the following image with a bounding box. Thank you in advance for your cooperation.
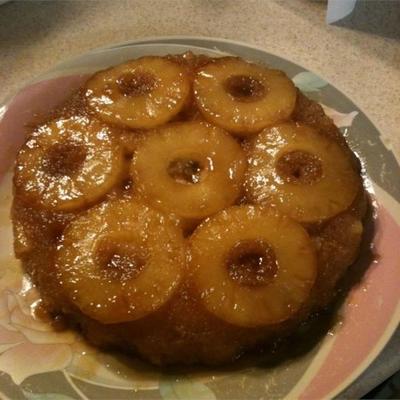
[1,38,400,400]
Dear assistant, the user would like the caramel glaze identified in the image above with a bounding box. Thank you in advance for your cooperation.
[12,52,368,366]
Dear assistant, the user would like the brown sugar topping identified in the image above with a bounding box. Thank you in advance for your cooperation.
[167,158,203,184]
[116,72,157,97]
[276,150,323,185]
[96,237,146,281]
[226,239,278,286]
[224,75,267,102]
[42,142,87,176]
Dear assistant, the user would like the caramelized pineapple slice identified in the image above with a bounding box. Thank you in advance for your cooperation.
[190,205,317,327]
[55,200,185,324]
[85,56,191,129]
[131,121,246,220]
[245,122,361,224]
[14,116,123,211]
[193,57,296,137]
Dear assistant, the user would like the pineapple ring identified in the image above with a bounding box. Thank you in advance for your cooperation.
[85,56,191,129]
[190,205,317,327]
[131,121,246,219]
[245,123,361,224]
[193,58,296,137]
[56,200,185,324]
[14,116,123,211]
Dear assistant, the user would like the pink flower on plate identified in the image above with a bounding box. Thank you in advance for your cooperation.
[0,277,77,385]
[320,103,358,128]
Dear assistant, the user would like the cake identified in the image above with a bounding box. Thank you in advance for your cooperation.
[11,53,367,365]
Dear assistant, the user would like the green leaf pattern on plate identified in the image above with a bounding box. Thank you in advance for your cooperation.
[159,378,216,400]
[292,71,328,92]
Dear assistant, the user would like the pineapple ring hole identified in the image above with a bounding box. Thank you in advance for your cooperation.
[276,150,323,184]
[96,237,146,281]
[226,240,278,287]
[167,158,204,184]
[43,142,87,177]
[116,71,156,96]
[224,75,267,102]
[121,177,134,192]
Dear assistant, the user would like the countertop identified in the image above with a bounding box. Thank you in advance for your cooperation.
[1,0,399,156]
[0,0,399,398]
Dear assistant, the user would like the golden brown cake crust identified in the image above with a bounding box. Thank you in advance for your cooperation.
[12,53,367,366]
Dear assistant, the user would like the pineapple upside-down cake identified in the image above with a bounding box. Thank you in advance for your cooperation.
[12,53,367,365]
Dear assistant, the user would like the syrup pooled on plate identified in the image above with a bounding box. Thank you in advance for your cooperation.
[12,53,367,365]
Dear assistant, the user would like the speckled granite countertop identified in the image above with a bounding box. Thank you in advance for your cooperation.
[0,0,399,397]
[1,0,399,155]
